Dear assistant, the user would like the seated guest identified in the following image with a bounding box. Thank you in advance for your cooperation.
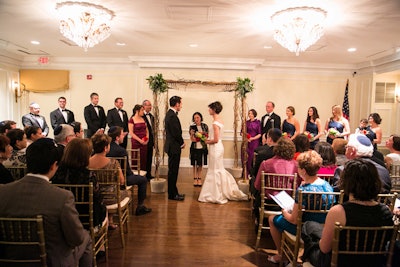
[71,121,84,138]
[0,138,93,266]
[334,134,391,193]
[107,126,151,216]
[384,134,400,170]
[24,125,43,146]
[315,141,337,175]
[267,150,333,264]
[303,159,393,267]
[0,120,17,134]
[52,138,107,228]
[331,138,348,166]
[293,133,310,159]
[54,124,76,155]
[88,134,130,229]
[0,135,13,184]
[3,128,27,166]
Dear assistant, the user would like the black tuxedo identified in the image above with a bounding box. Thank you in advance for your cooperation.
[251,145,275,177]
[143,112,155,178]
[83,104,106,137]
[107,107,129,148]
[21,113,49,136]
[164,108,184,198]
[260,112,281,141]
[50,108,75,129]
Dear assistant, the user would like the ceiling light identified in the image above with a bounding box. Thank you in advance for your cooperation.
[263,45,272,49]
[347,47,357,52]
[116,43,126,46]
[271,6,327,56]
[56,1,115,51]
[189,44,198,48]
[31,41,40,45]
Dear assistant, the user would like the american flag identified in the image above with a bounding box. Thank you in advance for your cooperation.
[342,79,350,120]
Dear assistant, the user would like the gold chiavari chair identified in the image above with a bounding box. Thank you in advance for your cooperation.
[127,148,147,176]
[5,165,27,180]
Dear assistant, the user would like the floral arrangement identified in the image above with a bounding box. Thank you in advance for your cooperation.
[328,128,339,137]
[359,129,369,135]
[304,131,315,142]
[195,131,208,149]
[282,132,291,139]
[142,136,148,142]
[246,133,251,140]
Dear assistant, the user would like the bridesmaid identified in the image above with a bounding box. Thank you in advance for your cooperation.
[367,113,382,151]
[324,104,350,144]
[303,106,323,149]
[128,104,149,171]
[243,109,261,177]
[281,106,300,141]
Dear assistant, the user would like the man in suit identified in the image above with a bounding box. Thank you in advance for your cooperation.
[106,97,129,148]
[83,92,106,138]
[0,138,92,266]
[22,102,49,136]
[260,101,281,145]
[164,96,185,201]
[107,126,152,216]
[50,96,75,130]
[142,99,155,180]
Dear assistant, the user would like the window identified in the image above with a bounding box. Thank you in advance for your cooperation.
[375,82,396,103]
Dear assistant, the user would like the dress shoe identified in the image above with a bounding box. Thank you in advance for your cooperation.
[168,195,184,201]
[178,193,185,197]
[135,206,152,216]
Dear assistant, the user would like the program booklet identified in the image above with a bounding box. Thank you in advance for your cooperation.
[269,191,295,212]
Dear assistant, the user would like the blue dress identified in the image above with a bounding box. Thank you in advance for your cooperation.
[327,120,344,144]
[282,120,296,138]
[306,121,319,149]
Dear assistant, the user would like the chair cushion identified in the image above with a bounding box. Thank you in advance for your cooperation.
[106,197,130,210]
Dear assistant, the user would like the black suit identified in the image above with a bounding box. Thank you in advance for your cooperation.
[50,108,75,129]
[251,145,275,177]
[260,112,281,143]
[143,112,155,178]
[164,109,184,198]
[22,113,49,136]
[106,108,129,148]
[83,104,106,137]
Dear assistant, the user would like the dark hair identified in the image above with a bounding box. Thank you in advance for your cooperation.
[287,106,295,115]
[169,96,182,107]
[208,101,223,114]
[24,126,41,139]
[293,134,310,153]
[392,134,400,151]
[6,128,25,149]
[0,120,16,134]
[267,128,282,143]
[369,113,382,124]
[108,126,123,142]
[249,109,257,117]
[91,134,111,154]
[70,121,82,134]
[192,112,203,122]
[359,118,368,124]
[114,97,122,103]
[90,92,98,99]
[297,150,323,176]
[306,106,319,123]
[132,104,143,115]
[340,159,381,200]
[26,138,61,174]
[314,141,336,166]
[60,138,92,169]
[58,96,66,101]
[273,138,295,160]
[0,135,10,153]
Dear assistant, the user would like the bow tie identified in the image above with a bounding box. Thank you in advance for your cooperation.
[32,114,40,117]
[61,109,66,112]
[118,109,122,112]
[176,112,178,115]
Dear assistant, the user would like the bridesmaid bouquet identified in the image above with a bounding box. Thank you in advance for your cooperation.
[246,133,251,140]
[282,132,291,139]
[195,132,208,149]
[304,131,315,142]
[142,136,148,141]
[328,128,339,137]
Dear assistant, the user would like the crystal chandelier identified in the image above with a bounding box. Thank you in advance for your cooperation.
[271,6,327,56]
[56,1,115,51]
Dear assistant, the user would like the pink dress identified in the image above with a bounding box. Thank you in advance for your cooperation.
[129,118,147,171]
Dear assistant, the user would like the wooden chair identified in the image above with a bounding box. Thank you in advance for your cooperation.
[331,222,399,267]
[127,148,147,176]
[5,165,27,180]
[279,189,344,267]
[90,168,130,248]
[0,215,47,266]
[376,192,398,212]
[318,174,337,187]
[390,163,400,177]
[255,172,298,250]
[53,183,108,267]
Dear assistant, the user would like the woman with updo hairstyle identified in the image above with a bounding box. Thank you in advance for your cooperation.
[128,104,149,171]
[242,108,261,178]
[367,112,382,150]
[282,106,301,140]
[0,135,13,184]
[267,150,334,264]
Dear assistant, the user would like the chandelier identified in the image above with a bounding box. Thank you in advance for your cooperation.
[271,6,327,56]
[56,1,115,51]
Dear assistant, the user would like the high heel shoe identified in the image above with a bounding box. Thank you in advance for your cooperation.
[197,178,202,187]
[193,178,198,186]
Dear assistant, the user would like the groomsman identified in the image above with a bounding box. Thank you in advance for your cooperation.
[260,101,281,144]
[107,97,129,148]
[164,96,185,201]
[83,92,106,138]
[50,97,75,130]
[22,102,49,136]
[142,99,155,180]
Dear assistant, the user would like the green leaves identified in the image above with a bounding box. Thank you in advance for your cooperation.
[235,77,254,98]
[147,73,169,94]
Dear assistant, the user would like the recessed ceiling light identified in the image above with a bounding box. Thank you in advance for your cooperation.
[347,47,357,52]
[189,44,198,48]
[263,45,272,49]
[31,40,40,45]
[116,42,126,46]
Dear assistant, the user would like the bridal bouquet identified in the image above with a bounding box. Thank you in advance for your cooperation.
[328,128,339,137]
[304,131,315,142]
[195,131,208,149]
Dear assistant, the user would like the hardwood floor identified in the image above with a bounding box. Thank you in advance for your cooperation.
[98,168,277,267]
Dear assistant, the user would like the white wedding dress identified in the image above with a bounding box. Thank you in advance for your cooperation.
[198,121,248,204]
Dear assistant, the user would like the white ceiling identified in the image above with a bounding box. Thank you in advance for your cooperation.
[1,0,400,70]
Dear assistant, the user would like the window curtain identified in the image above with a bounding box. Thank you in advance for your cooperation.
[19,70,69,92]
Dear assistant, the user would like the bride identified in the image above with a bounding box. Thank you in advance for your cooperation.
[198,101,248,204]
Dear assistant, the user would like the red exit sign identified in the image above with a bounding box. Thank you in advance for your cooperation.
[38,57,49,64]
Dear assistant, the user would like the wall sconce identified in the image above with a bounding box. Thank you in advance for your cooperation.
[14,82,25,103]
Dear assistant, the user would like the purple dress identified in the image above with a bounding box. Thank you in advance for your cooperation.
[243,119,261,177]
[129,118,148,171]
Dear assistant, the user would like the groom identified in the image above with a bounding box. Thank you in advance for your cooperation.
[164,96,186,201]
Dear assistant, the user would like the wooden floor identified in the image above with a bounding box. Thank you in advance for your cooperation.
[98,168,278,267]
